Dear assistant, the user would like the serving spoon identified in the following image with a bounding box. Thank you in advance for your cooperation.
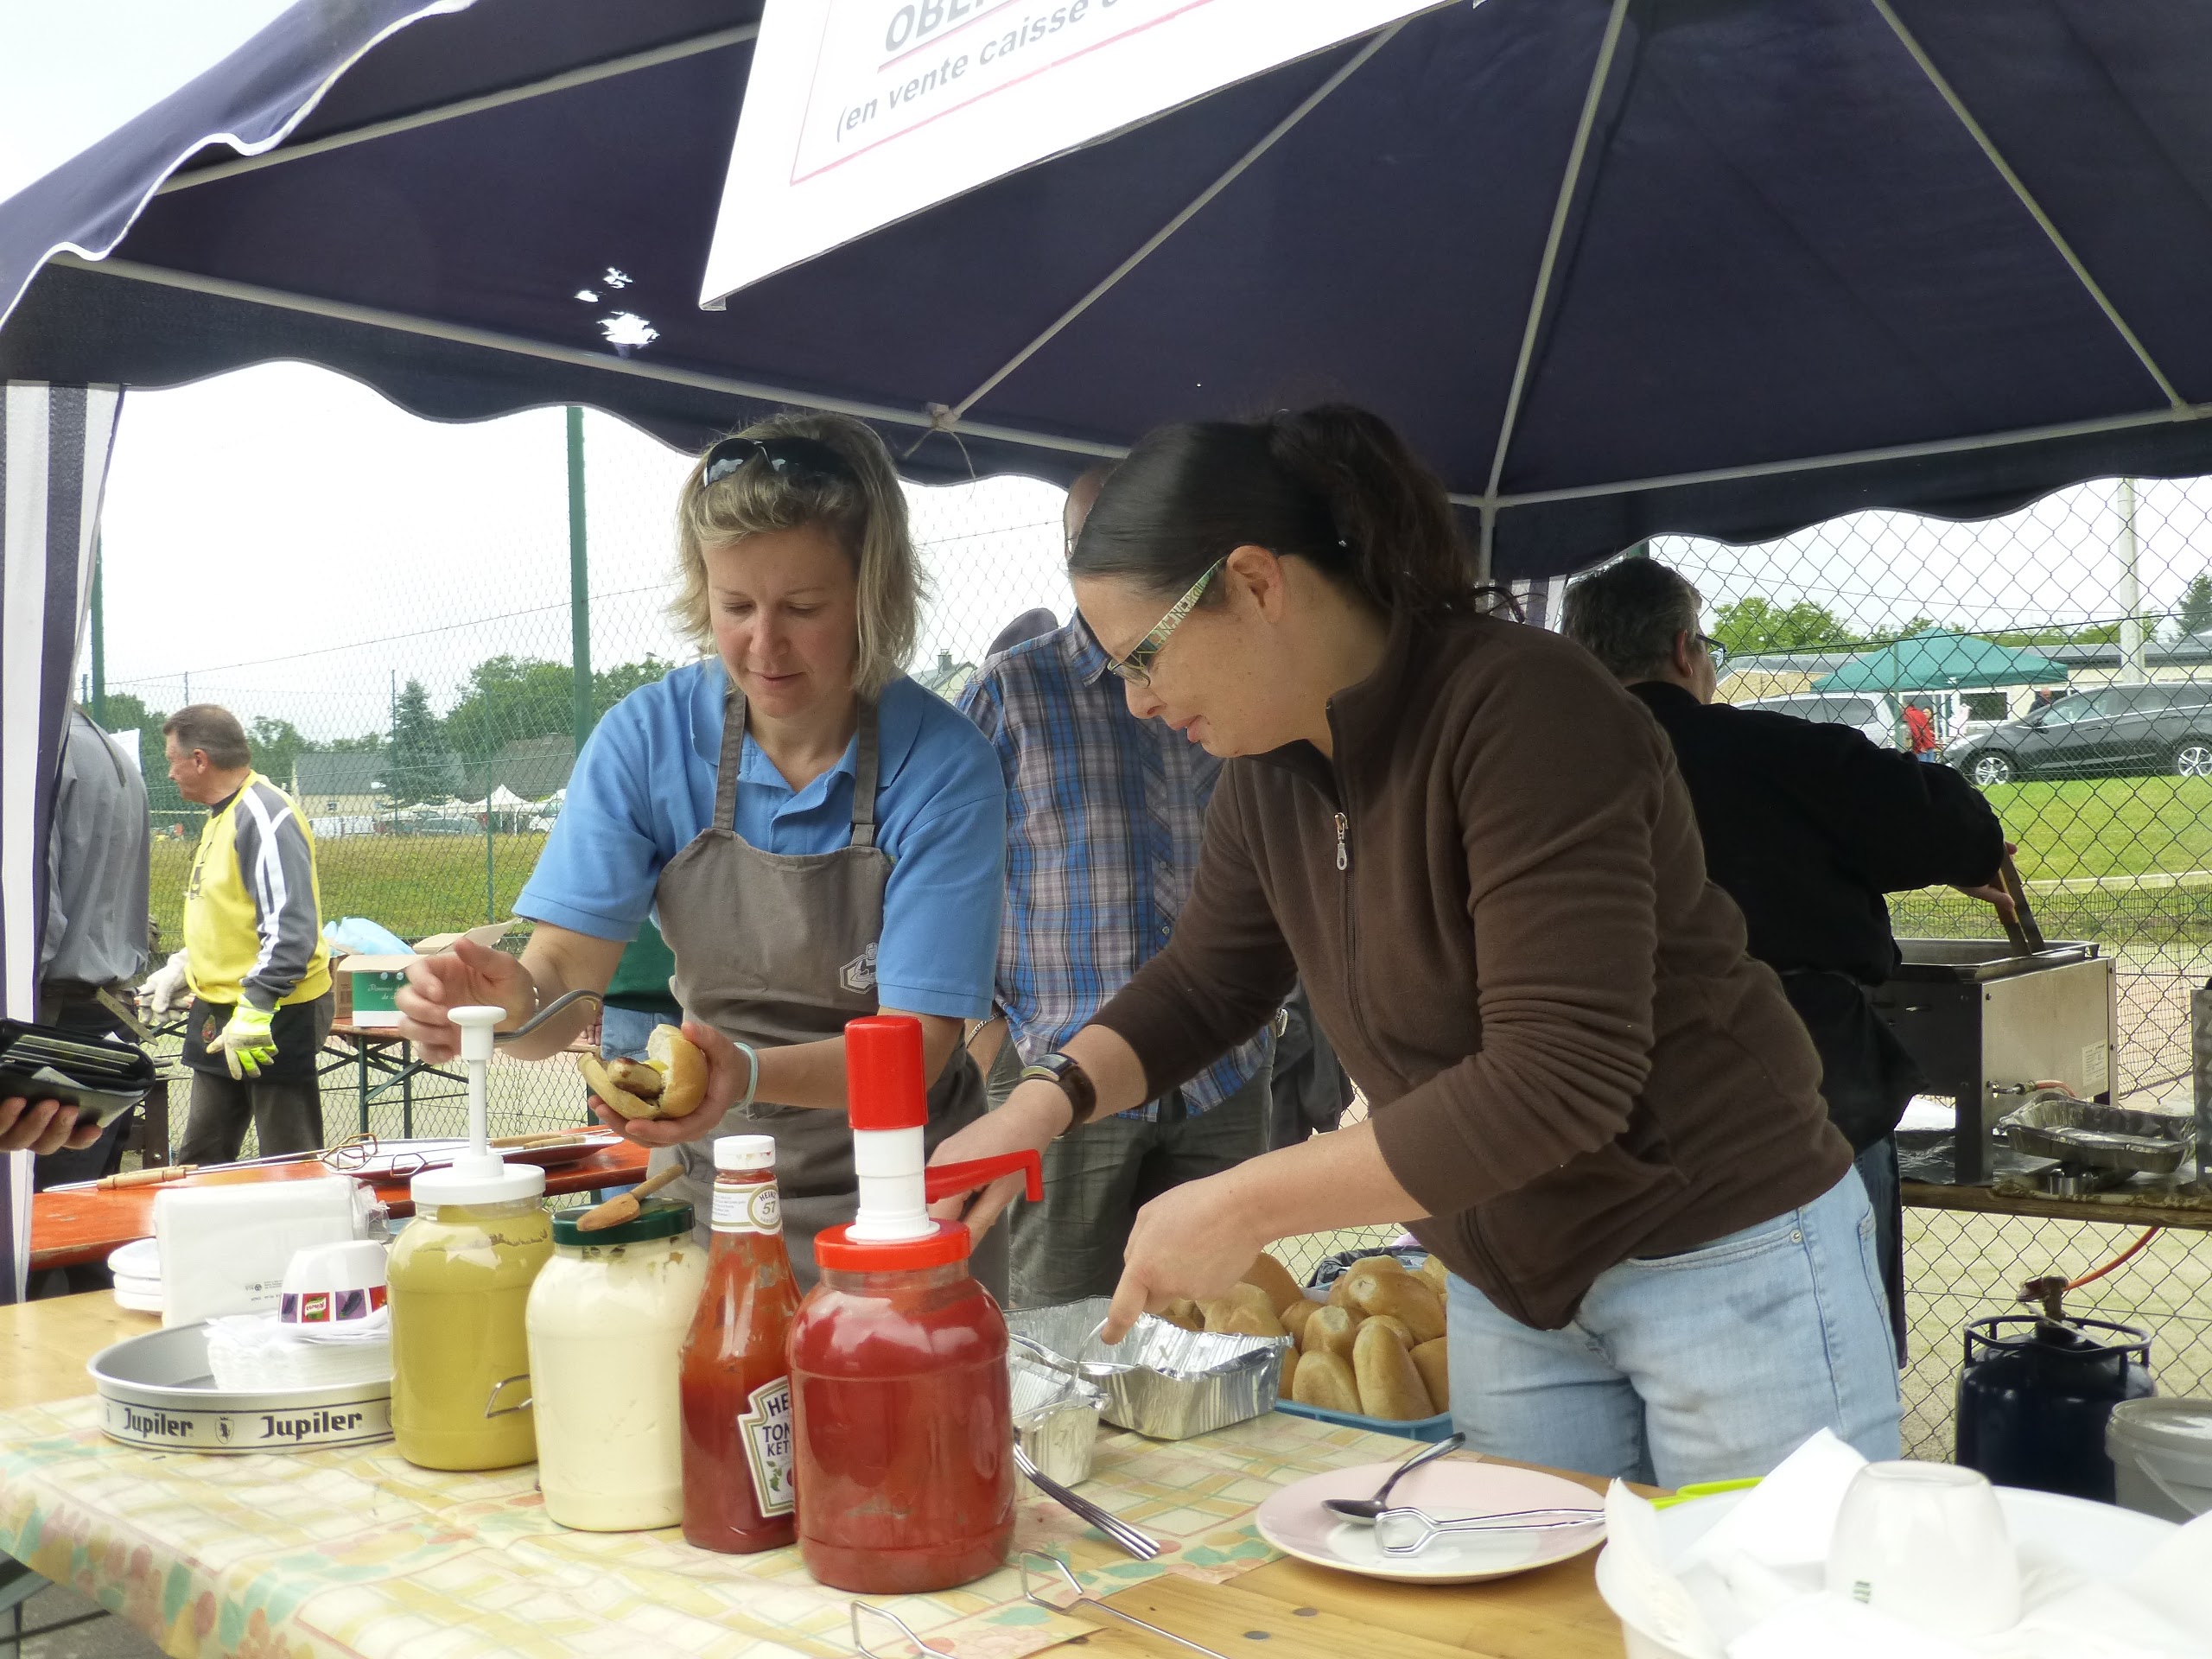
[1322,1430,1468,1522]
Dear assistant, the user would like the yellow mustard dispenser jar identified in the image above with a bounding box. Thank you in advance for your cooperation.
[388,1004,553,1471]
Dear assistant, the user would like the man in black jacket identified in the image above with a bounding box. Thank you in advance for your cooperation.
[1563,559,2012,1359]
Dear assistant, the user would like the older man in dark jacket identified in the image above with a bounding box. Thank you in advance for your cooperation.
[1563,559,2012,1358]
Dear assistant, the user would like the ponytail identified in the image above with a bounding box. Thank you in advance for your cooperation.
[1071,404,1473,618]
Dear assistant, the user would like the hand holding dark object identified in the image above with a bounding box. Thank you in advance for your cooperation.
[0,1096,102,1154]
[1955,841,2021,924]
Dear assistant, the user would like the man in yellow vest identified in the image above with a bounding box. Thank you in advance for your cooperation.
[162,705,334,1162]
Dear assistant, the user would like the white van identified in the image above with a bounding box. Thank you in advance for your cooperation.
[1735,691,1901,749]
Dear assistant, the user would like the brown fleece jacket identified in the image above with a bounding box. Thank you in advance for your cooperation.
[1090,609,1852,1329]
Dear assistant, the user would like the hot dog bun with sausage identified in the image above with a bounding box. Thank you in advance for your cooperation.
[577,1024,709,1120]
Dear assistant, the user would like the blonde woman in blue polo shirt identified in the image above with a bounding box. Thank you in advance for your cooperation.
[395,412,1007,1288]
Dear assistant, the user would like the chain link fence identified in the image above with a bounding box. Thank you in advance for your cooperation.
[97,385,2210,1460]
[1643,476,2212,1457]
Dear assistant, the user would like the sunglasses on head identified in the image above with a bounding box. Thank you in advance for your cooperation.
[701,435,858,488]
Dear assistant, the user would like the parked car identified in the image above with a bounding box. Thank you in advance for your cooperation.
[400,816,480,836]
[1735,691,1900,749]
[1945,683,2212,785]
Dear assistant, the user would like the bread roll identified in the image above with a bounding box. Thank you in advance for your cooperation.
[1278,1345,1300,1400]
[1414,1253,1450,1296]
[1326,1273,1360,1308]
[1241,1251,1306,1315]
[1279,1298,1319,1341]
[1349,1272,1446,1343]
[1301,1305,1358,1360]
[1326,1252,1405,1307]
[1365,1313,1415,1348]
[1216,1303,1286,1339]
[1361,1253,1408,1276]
[1410,1337,1450,1415]
[577,1025,709,1121]
[1225,1281,1278,1322]
[1157,1298,1204,1333]
[1291,1350,1360,1414]
[1353,1319,1432,1421]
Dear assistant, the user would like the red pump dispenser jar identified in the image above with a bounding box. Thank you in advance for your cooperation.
[788,1015,1042,1592]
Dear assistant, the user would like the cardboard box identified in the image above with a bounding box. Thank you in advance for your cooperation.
[333,920,516,1029]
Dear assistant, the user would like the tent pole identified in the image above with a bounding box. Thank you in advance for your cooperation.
[1478,0,1632,522]
[1868,0,2184,411]
[157,25,761,195]
[1462,398,2212,511]
[938,22,1409,433]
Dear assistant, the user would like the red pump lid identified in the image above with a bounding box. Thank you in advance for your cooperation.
[846,1014,929,1131]
[816,1218,975,1272]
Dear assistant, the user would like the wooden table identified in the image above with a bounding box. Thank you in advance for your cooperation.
[0,1294,1630,1659]
[28,1141,652,1272]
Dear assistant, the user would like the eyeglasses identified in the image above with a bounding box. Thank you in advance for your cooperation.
[701,435,857,488]
[1695,632,1729,668]
[1105,559,1224,687]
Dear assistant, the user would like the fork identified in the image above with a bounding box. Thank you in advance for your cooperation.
[1012,1443,1161,1560]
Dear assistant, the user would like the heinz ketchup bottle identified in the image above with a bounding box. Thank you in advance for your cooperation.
[788,1016,1043,1592]
[679,1135,799,1553]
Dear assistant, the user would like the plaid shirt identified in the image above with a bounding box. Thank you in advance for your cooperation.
[959,617,1272,1118]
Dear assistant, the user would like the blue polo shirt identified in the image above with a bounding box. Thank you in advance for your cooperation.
[518,660,1006,1020]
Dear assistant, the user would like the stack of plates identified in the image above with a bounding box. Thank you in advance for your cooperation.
[107,1238,162,1314]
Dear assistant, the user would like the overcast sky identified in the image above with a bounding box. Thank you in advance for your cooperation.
[96,362,1070,741]
[90,361,2212,744]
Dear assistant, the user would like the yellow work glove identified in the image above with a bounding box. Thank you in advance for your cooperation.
[218,1003,277,1080]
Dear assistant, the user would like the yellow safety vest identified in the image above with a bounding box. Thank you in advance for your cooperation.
[183,772,331,1007]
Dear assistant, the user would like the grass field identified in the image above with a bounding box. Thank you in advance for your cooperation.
[143,774,2212,950]
[1987,775,2212,884]
[149,833,548,947]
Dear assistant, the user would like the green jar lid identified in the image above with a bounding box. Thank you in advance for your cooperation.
[552,1199,695,1248]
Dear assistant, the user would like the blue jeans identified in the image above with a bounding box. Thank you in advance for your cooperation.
[1444,1172,1902,1486]
[600,1005,679,1061]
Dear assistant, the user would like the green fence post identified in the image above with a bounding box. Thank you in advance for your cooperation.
[569,407,592,757]
[485,767,496,925]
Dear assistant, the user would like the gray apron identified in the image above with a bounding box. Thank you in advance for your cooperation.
[652,683,1000,1295]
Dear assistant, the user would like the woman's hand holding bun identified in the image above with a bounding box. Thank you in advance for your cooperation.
[583,1021,741,1146]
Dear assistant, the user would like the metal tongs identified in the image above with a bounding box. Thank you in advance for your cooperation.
[1372,1503,1605,1556]
[1995,852,2046,957]
[493,988,602,1044]
[1019,1554,1228,1659]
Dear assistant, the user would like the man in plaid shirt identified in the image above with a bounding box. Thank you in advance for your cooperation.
[959,470,1274,1305]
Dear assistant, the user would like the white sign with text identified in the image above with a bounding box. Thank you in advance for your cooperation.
[702,0,1446,303]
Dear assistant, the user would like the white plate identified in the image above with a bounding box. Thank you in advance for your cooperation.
[1256,1458,1605,1584]
[107,1238,160,1280]
[111,1282,162,1313]
[1596,1483,2179,1657]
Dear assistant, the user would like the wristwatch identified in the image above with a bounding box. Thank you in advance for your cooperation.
[1019,1052,1099,1136]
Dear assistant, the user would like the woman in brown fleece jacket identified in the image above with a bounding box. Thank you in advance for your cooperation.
[929,407,1900,1485]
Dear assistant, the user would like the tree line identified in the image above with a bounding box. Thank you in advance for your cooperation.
[1707,581,2212,660]
[102,654,678,811]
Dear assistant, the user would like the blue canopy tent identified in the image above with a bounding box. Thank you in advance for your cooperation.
[8,0,2212,1287]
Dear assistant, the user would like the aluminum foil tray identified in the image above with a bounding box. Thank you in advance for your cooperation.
[1009,1352,1105,1484]
[1007,1298,1287,1441]
[1997,1093,2193,1176]
[88,1323,392,1455]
